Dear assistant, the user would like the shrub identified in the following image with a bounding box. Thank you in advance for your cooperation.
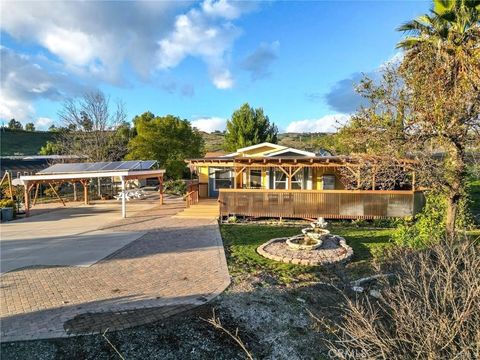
[227,215,238,223]
[163,179,187,195]
[0,199,15,208]
[393,191,447,248]
[326,238,480,359]
[393,191,474,249]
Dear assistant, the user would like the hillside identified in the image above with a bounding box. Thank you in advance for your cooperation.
[201,132,332,153]
[0,128,333,156]
[1,129,56,156]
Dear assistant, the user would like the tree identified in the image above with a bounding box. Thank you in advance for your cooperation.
[336,1,480,237]
[126,113,204,179]
[24,123,35,132]
[397,0,480,236]
[39,141,61,155]
[8,119,22,130]
[223,103,278,151]
[57,90,128,162]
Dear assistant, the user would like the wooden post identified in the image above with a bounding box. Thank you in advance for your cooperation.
[372,166,376,190]
[80,180,89,205]
[73,182,77,201]
[97,177,101,197]
[32,183,40,206]
[48,182,66,206]
[412,171,416,191]
[158,176,164,205]
[24,181,31,217]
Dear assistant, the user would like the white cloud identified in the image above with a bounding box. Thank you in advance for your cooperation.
[191,117,227,132]
[156,1,254,89]
[286,114,350,133]
[202,0,243,19]
[0,1,259,118]
[35,117,54,129]
[0,47,88,121]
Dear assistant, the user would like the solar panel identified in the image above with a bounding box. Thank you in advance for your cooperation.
[38,160,157,174]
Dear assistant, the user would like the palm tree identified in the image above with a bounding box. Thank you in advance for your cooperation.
[396,0,480,49]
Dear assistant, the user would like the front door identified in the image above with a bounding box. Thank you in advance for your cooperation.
[208,168,233,197]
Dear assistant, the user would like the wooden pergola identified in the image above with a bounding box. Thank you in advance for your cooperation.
[20,162,165,218]
[188,155,417,191]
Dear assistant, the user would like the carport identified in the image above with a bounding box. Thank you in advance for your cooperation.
[20,160,165,218]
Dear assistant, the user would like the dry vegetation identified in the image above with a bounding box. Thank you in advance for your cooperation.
[323,237,480,359]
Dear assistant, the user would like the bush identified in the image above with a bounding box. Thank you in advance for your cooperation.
[393,191,447,248]
[0,199,15,208]
[326,238,480,359]
[393,191,474,249]
[163,179,187,195]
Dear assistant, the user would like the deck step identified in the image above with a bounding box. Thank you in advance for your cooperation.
[174,201,219,219]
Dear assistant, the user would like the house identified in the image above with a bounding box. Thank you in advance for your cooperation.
[186,142,425,220]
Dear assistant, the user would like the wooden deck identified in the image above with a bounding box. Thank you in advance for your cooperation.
[218,189,425,219]
[174,199,219,219]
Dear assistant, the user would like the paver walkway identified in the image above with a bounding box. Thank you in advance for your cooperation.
[0,201,230,342]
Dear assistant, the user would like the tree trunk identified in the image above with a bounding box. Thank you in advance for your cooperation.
[446,191,461,239]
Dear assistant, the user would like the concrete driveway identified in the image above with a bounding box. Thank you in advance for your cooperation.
[0,201,156,273]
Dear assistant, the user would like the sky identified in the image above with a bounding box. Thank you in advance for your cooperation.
[0,0,429,133]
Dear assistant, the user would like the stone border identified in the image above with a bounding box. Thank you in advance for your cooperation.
[257,236,354,266]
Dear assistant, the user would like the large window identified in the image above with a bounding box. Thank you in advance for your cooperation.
[249,169,262,188]
[273,169,304,189]
[273,169,287,189]
[213,169,232,190]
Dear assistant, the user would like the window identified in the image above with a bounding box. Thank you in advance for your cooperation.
[249,169,262,188]
[273,169,287,189]
[322,175,335,190]
[273,169,304,189]
[213,169,232,190]
[291,170,304,190]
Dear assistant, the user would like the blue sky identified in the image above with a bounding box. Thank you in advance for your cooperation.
[0,0,429,132]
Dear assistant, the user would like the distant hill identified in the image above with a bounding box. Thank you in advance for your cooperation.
[201,131,332,153]
[1,129,56,156]
[0,128,333,156]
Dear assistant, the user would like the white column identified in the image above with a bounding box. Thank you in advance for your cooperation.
[121,177,126,218]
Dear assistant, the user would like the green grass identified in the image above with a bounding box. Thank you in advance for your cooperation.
[1,129,55,156]
[468,179,480,225]
[220,224,394,283]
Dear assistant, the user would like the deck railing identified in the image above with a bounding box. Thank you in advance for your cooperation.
[218,189,425,219]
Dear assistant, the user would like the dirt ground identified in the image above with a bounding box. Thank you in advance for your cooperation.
[1,270,346,360]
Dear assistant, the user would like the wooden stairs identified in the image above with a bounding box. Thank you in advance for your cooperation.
[174,199,220,219]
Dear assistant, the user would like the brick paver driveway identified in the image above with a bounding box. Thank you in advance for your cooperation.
[0,200,230,342]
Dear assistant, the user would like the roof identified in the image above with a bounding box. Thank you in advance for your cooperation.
[38,160,157,174]
[19,160,165,183]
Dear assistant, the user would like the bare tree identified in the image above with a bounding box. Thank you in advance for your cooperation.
[57,91,128,162]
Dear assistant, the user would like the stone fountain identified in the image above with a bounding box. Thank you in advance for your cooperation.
[286,217,330,250]
[257,218,353,266]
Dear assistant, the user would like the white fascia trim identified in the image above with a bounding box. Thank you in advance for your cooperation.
[20,169,165,181]
[266,148,316,157]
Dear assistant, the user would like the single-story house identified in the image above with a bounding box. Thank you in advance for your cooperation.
[186,142,425,219]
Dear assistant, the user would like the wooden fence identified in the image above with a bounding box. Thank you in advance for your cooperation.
[218,189,425,219]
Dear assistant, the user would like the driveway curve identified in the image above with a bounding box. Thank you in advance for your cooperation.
[0,201,230,342]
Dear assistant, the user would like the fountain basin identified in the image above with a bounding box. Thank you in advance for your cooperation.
[286,235,322,251]
[301,228,330,241]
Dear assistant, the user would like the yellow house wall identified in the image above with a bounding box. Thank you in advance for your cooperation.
[198,166,209,183]
[239,145,285,157]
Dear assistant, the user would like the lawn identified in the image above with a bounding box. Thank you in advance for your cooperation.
[220,224,394,283]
